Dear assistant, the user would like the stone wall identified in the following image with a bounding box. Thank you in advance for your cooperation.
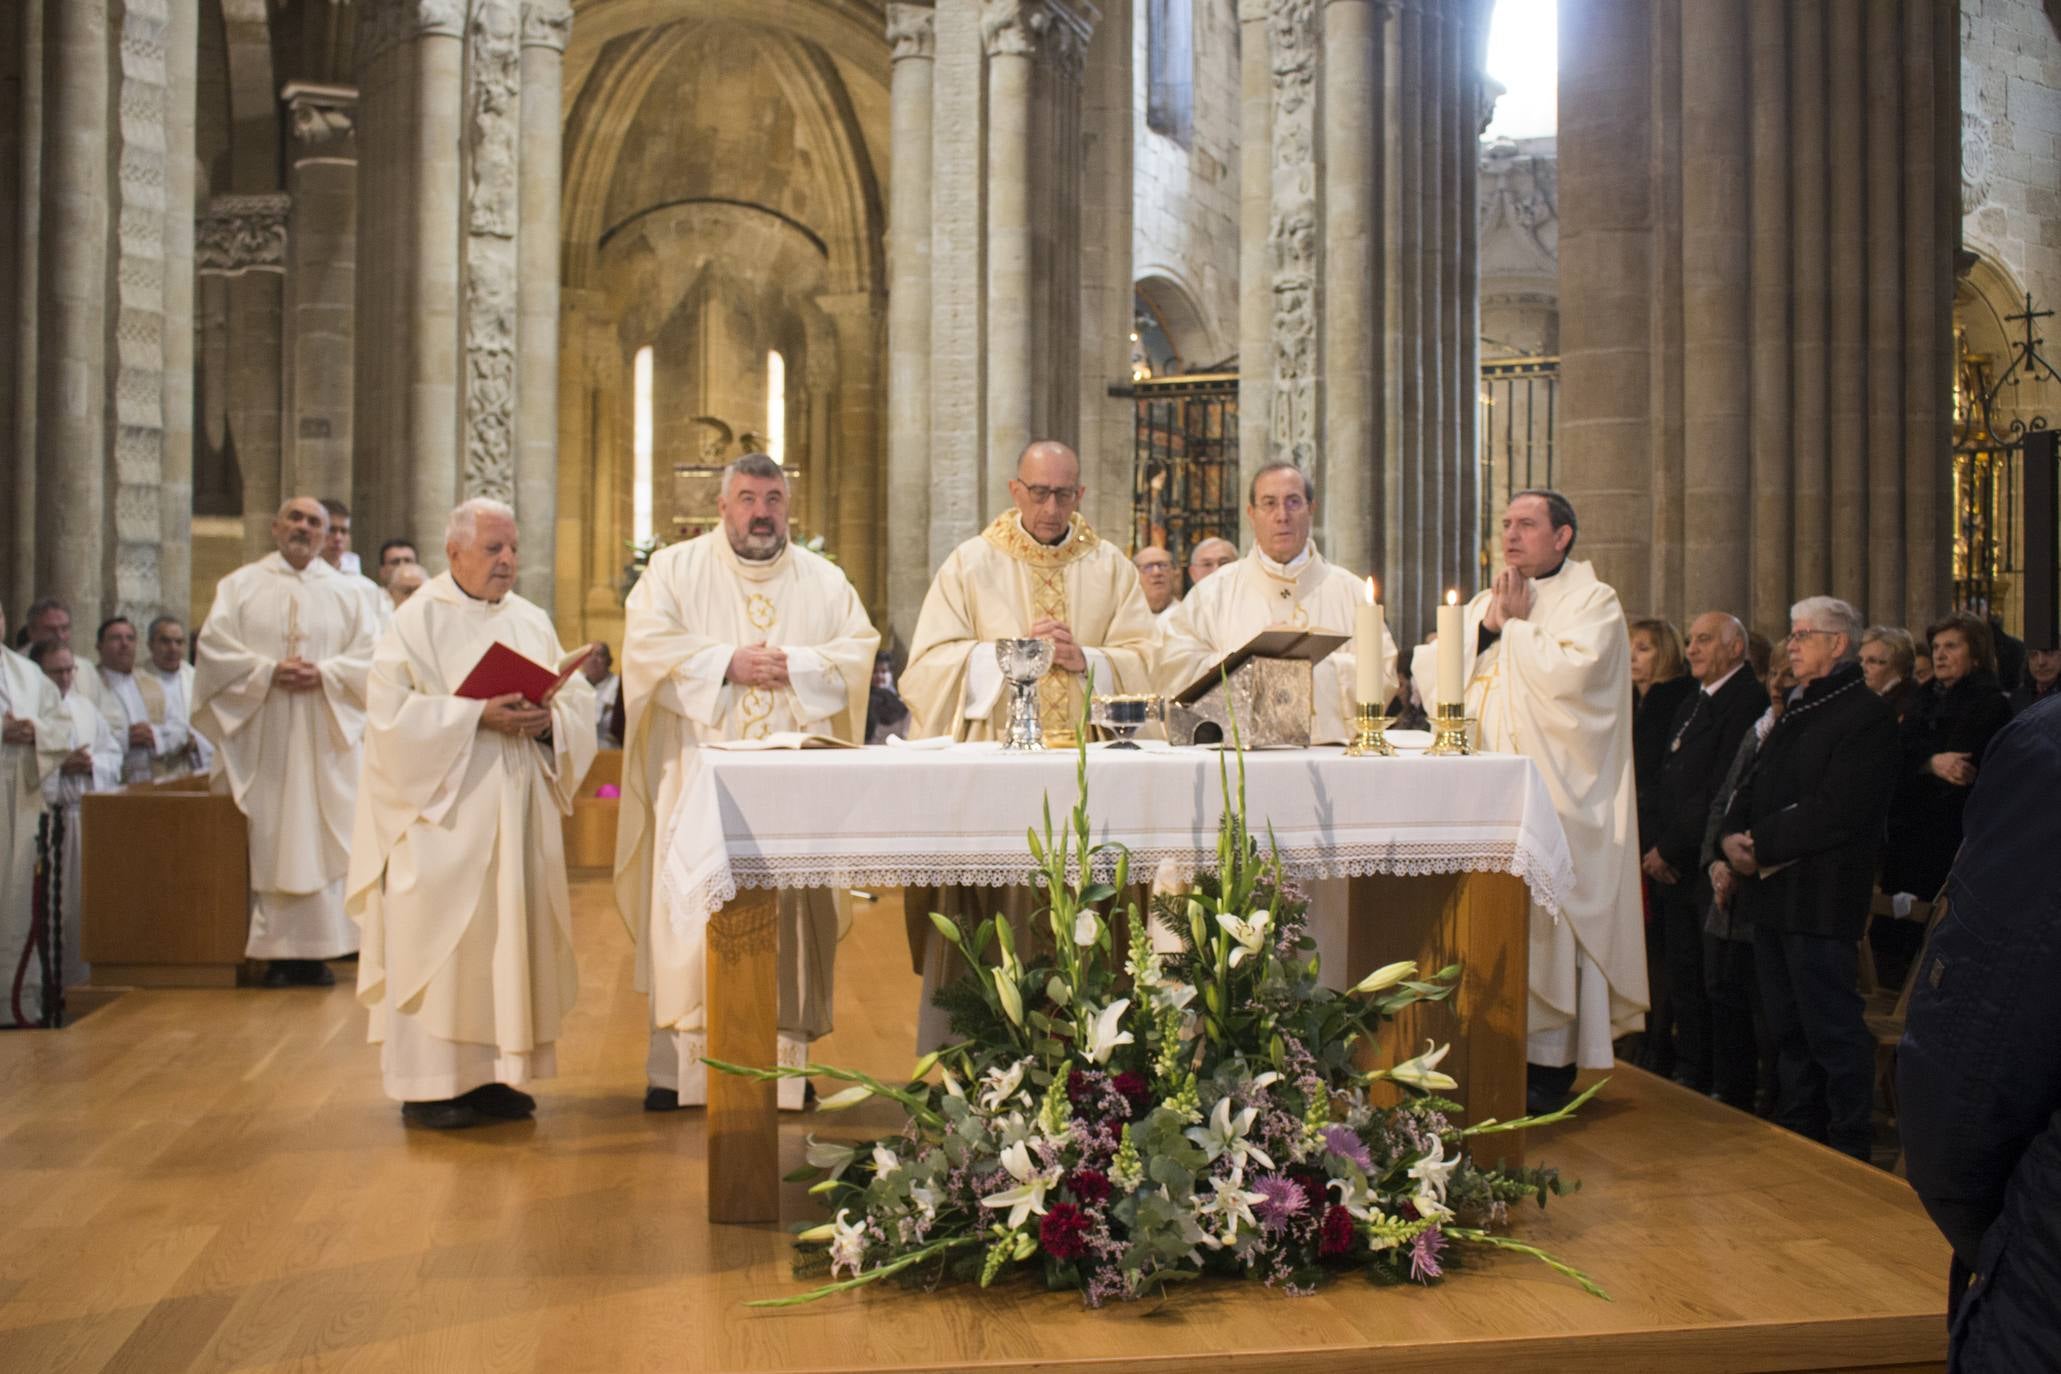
[1961,0,2061,315]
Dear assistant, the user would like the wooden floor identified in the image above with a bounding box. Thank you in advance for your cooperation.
[0,876,1950,1373]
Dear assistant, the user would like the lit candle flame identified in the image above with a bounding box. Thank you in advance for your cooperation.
[1365,575,1379,604]
[1445,588,1459,607]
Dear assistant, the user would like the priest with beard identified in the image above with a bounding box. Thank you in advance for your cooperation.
[899,439,1159,1048]
[615,453,878,1112]
[1410,489,1648,1113]
[347,498,597,1130]
[193,496,377,987]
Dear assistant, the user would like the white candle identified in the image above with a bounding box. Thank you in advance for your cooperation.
[1354,576,1386,707]
[1436,588,1464,706]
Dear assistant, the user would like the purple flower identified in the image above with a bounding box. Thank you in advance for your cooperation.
[1250,1174,1309,1235]
[1409,1225,1447,1282]
[1322,1124,1373,1173]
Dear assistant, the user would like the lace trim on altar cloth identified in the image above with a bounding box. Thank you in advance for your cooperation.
[663,840,1563,936]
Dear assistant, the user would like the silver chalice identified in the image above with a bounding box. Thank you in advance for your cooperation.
[1091,693,1161,749]
[994,638,1055,752]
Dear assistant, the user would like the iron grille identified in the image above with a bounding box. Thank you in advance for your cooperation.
[1477,356,1559,575]
[1128,372,1240,566]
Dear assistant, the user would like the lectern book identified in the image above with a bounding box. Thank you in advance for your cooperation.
[1173,628,1348,704]
[701,732,860,751]
[454,641,595,703]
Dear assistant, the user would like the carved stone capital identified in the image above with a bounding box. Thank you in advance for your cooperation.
[282,81,359,149]
[886,3,936,61]
[197,194,291,276]
[520,0,574,51]
[980,0,1097,61]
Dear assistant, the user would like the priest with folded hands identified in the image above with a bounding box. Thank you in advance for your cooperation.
[347,497,597,1130]
[615,452,878,1113]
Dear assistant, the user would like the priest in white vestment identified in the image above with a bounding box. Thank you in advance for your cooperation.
[1133,546,1180,629]
[615,453,879,1112]
[1155,462,1398,990]
[348,499,597,1130]
[1410,490,1648,1111]
[899,440,1160,1048]
[80,617,172,784]
[322,498,395,633]
[0,618,81,1028]
[142,616,210,778]
[194,496,376,987]
[29,643,122,1018]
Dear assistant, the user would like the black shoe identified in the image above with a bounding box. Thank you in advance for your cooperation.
[461,1083,536,1119]
[263,959,336,987]
[402,1099,489,1130]
[644,1086,683,1112]
[300,960,337,987]
[1525,1062,1578,1116]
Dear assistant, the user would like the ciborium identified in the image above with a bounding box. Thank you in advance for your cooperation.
[1091,693,1161,749]
[995,638,1055,752]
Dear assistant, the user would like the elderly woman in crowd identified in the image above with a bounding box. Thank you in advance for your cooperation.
[1630,616,1694,1076]
[2010,644,2059,713]
[1859,626,1920,721]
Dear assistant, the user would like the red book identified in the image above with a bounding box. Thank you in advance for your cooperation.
[454,641,595,703]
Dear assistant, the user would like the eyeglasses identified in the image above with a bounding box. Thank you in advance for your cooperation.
[1785,629,1840,645]
[1017,483,1081,507]
[1253,495,1309,515]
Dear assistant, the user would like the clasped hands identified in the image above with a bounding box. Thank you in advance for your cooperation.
[271,657,323,692]
[1,714,35,745]
[1928,751,1976,787]
[1028,618,1088,674]
[480,693,552,738]
[1720,831,1758,878]
[1480,567,1534,635]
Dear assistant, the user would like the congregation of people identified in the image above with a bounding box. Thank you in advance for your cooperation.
[1,443,2050,1170]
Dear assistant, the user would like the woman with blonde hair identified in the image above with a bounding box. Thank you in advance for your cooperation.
[1630,616,1694,1077]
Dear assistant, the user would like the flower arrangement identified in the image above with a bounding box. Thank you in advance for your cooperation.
[711,716,1604,1309]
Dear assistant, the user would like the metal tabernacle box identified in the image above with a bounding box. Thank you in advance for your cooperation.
[1166,628,1348,748]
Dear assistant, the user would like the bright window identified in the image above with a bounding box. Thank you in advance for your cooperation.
[632,344,654,544]
[766,350,787,465]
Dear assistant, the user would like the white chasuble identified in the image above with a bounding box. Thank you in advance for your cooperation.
[82,667,167,784]
[1410,559,1648,1069]
[346,574,596,1101]
[614,533,878,1101]
[193,553,375,959]
[32,694,123,1011]
[145,662,211,778]
[0,648,74,1024]
[1155,542,1399,746]
[900,512,1159,741]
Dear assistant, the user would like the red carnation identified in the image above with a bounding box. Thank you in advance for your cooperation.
[1041,1202,1092,1261]
[1318,1204,1357,1258]
[1066,1169,1112,1206]
[1111,1071,1150,1113]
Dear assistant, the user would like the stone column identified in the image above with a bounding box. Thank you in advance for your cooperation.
[885,2,934,643]
[515,0,572,611]
[410,3,466,558]
[926,0,984,560]
[281,82,358,503]
[37,0,111,613]
[1076,0,1133,546]
[821,289,886,613]
[199,194,290,560]
[1320,0,1375,577]
[8,0,45,610]
[162,0,199,620]
[1235,0,1273,521]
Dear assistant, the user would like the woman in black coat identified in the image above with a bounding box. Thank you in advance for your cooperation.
[1629,617,1695,1074]
[1882,613,2015,907]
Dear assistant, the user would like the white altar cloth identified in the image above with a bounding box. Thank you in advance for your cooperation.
[657,744,1575,940]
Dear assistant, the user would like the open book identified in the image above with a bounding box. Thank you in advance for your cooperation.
[702,732,860,751]
[1172,628,1349,705]
[454,641,595,703]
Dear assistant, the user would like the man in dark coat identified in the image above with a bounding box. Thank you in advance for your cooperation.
[1899,694,2061,1371]
[1644,612,1763,1093]
[1720,596,1899,1160]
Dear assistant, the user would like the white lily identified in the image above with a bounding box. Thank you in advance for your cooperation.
[1350,960,1418,996]
[1384,1040,1459,1092]
[992,967,1025,1026]
[827,1208,870,1277]
[1073,910,1102,946]
[1045,974,1072,1008]
[804,1136,858,1178]
[1192,1176,1268,1249]
[1082,999,1135,1065]
[909,1182,942,1222]
[941,1069,965,1099]
[1407,1135,1458,1220]
[1215,909,1273,967]
[872,1144,903,1180]
[1184,1095,1276,1174]
[978,1059,1030,1113]
[979,1139,1059,1230]
[816,1084,873,1112]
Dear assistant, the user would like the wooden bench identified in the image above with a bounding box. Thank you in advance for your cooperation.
[564,749,621,871]
[80,775,250,987]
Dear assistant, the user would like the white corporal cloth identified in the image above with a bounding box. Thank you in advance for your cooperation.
[656,744,1575,948]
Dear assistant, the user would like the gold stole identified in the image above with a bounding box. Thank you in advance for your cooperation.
[722,540,791,740]
[980,511,1102,741]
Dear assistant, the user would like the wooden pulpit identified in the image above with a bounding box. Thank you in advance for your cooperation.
[80,775,250,987]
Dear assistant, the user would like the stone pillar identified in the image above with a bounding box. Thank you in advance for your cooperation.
[199,194,290,560]
[1235,0,1273,522]
[37,0,111,614]
[515,0,572,611]
[884,2,934,644]
[1558,0,1957,631]
[7,0,45,612]
[281,82,358,503]
[1076,0,1133,547]
[926,0,984,560]
[162,0,199,620]
[1320,0,1375,577]
[821,290,886,613]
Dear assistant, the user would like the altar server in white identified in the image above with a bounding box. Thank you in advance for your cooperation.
[615,452,879,1112]
[1155,461,1397,990]
[1157,461,1398,744]
[348,499,597,1130]
[194,496,376,987]
[30,642,122,1015]
[142,616,211,778]
[81,617,170,784]
[1411,489,1647,1112]
[1,627,89,1025]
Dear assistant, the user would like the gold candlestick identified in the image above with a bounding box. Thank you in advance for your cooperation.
[1426,701,1473,756]
[1343,703,1396,757]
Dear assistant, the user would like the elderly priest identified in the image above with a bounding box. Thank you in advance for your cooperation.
[616,453,878,1112]
[348,499,597,1130]
[194,496,377,988]
[900,439,1159,1047]
[1412,490,1647,1113]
